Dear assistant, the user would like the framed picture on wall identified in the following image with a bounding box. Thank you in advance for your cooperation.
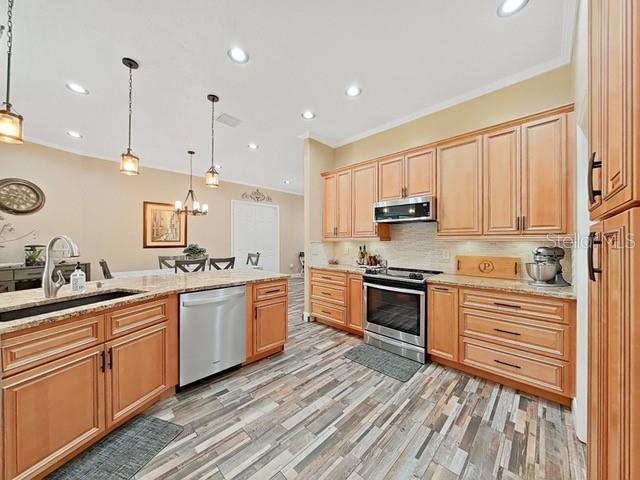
[143,201,187,248]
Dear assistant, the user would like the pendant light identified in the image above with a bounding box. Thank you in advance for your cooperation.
[204,94,220,188]
[0,0,23,144]
[119,57,140,175]
[175,150,208,215]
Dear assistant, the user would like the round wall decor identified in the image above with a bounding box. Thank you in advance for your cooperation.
[0,178,46,215]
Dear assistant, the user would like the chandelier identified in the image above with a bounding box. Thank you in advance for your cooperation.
[175,150,208,215]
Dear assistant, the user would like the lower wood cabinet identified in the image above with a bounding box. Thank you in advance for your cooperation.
[106,322,170,427]
[588,208,640,479]
[246,280,289,363]
[255,298,288,354]
[427,285,458,361]
[310,268,363,335]
[428,284,575,405]
[1,295,178,480]
[2,346,105,480]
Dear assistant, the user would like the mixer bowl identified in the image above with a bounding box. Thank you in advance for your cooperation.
[525,262,557,283]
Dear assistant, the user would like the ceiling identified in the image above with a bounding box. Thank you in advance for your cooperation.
[2,0,577,195]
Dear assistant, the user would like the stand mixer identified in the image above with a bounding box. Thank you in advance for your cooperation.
[525,246,571,287]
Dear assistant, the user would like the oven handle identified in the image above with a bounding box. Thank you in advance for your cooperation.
[363,282,426,296]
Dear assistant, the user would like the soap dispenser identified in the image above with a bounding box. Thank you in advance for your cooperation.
[70,262,86,293]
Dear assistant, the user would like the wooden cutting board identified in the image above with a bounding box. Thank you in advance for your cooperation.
[455,255,520,280]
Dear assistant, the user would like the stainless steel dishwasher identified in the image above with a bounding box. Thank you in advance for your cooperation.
[179,285,246,387]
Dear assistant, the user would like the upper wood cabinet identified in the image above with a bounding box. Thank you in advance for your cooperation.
[322,174,337,239]
[405,148,436,198]
[437,135,483,235]
[322,171,351,239]
[589,0,640,220]
[378,149,436,201]
[483,126,521,235]
[378,155,405,201]
[427,285,459,361]
[352,162,379,238]
[521,114,568,234]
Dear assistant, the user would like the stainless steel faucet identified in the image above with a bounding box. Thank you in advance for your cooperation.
[42,235,80,298]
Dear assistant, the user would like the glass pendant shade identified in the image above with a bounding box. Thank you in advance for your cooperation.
[120,150,140,175]
[205,167,220,188]
[0,108,23,144]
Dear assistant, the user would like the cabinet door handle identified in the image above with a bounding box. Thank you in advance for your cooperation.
[521,216,526,231]
[321,291,333,296]
[494,359,521,369]
[516,216,520,231]
[433,287,450,292]
[588,231,603,281]
[588,152,603,204]
[263,288,281,294]
[107,347,113,370]
[100,350,106,372]
[493,302,521,309]
[494,328,521,336]
[321,310,332,315]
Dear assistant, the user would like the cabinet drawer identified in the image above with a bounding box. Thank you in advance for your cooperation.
[311,283,346,305]
[310,269,347,286]
[459,288,568,323]
[1,315,105,375]
[460,337,570,395]
[253,280,288,301]
[311,301,346,327]
[14,268,43,280]
[106,298,168,339]
[460,308,570,360]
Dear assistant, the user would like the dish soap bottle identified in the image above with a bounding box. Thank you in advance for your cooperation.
[70,262,86,293]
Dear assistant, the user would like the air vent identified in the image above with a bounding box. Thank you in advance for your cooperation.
[217,113,242,128]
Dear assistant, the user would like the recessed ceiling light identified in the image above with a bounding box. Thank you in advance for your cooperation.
[65,82,89,95]
[497,0,529,17]
[345,85,362,97]
[301,110,316,120]
[227,47,249,64]
[248,143,258,150]
[66,130,82,138]
[284,179,291,185]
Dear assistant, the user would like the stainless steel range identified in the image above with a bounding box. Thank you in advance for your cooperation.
[363,267,442,363]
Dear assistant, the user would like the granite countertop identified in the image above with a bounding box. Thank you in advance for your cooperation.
[310,264,367,274]
[0,269,289,335]
[428,274,576,300]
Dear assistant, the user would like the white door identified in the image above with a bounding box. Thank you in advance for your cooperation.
[231,201,280,272]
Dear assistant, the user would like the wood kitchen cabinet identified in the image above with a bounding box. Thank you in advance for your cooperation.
[483,126,521,235]
[588,208,640,479]
[105,322,170,427]
[347,274,364,333]
[2,346,106,480]
[254,298,288,354]
[427,285,459,361]
[1,295,178,480]
[436,135,483,235]
[322,171,351,239]
[378,148,436,201]
[588,0,640,220]
[352,162,390,239]
[521,113,568,234]
[310,268,364,336]
[245,280,289,364]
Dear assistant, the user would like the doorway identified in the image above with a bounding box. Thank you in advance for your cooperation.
[231,200,280,272]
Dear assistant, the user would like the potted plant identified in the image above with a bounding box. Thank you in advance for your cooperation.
[183,243,207,259]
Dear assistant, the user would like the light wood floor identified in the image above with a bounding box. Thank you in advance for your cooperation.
[137,278,586,480]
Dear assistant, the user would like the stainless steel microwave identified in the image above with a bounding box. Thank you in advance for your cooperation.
[373,196,436,223]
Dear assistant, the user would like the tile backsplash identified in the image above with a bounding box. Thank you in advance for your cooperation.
[328,223,574,283]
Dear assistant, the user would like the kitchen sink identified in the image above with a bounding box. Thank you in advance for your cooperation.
[0,291,141,322]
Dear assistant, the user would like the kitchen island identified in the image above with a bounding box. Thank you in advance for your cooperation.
[0,269,289,480]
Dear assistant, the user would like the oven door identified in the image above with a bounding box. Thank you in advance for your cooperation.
[364,282,425,347]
